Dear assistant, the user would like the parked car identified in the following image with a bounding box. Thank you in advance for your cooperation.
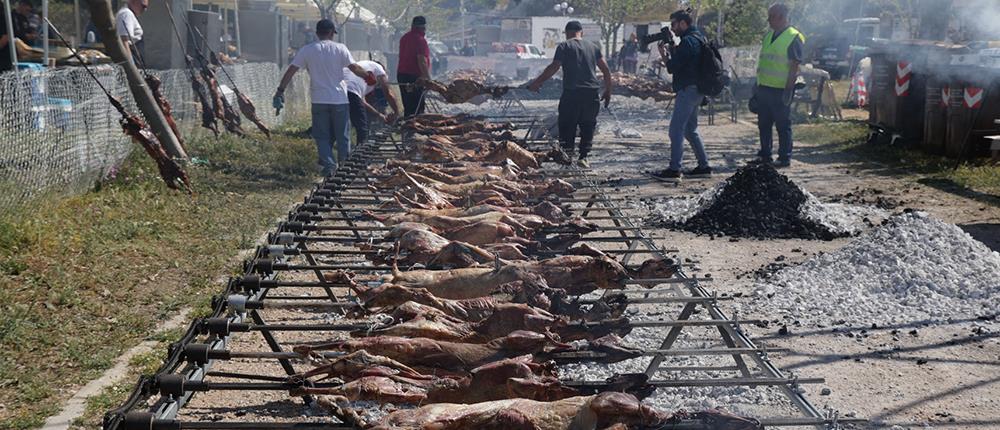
[815,18,880,80]
[488,42,547,59]
[427,40,453,76]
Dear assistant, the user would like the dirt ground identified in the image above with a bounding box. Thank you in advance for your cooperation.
[580,100,1000,429]
[137,99,999,430]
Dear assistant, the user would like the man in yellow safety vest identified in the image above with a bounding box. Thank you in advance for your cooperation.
[755,2,804,168]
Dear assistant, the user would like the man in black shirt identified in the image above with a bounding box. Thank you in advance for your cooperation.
[527,20,611,168]
[13,0,38,45]
[1,14,12,73]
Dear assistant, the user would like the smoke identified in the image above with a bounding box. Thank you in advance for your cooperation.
[950,0,1000,42]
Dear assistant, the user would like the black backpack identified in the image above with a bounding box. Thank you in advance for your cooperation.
[693,34,728,97]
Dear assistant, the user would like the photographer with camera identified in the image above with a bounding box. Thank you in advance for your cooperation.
[753,3,804,168]
[528,21,612,168]
[650,9,712,182]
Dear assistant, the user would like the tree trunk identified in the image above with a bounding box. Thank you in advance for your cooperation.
[86,0,188,160]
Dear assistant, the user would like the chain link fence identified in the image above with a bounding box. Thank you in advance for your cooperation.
[0,62,309,213]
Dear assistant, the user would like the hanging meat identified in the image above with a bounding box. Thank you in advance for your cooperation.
[199,64,225,121]
[234,90,271,139]
[181,56,219,137]
[220,92,247,137]
[143,74,185,151]
[209,51,271,138]
[108,96,191,193]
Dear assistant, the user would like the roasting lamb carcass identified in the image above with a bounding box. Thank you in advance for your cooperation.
[315,392,686,430]
[379,255,630,298]
[294,355,576,404]
[144,74,185,151]
[185,61,220,137]
[294,330,568,372]
[357,300,632,342]
[420,78,509,104]
[332,271,629,323]
[109,96,192,192]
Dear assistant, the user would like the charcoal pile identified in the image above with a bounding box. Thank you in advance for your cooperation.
[652,162,861,240]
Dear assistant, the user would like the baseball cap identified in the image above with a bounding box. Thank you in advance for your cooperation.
[565,21,583,32]
[412,16,427,27]
[316,19,337,34]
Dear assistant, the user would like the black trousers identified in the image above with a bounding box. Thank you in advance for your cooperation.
[397,73,425,118]
[558,88,601,158]
[347,92,369,144]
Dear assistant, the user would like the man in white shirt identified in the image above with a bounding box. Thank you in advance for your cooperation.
[344,60,401,144]
[274,19,376,176]
[115,0,148,61]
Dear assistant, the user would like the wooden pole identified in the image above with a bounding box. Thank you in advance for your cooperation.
[3,0,17,70]
[85,0,188,160]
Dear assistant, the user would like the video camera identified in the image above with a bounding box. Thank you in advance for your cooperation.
[641,27,675,50]
[642,8,693,50]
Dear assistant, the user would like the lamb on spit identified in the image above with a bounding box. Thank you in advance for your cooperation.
[401,138,556,170]
[292,354,588,404]
[379,255,630,299]
[331,270,629,323]
[294,330,566,372]
[208,51,271,138]
[108,96,192,192]
[315,391,762,430]
[377,159,524,184]
[418,78,510,104]
[403,114,513,135]
[355,300,631,343]
[375,168,576,202]
[362,228,529,268]
[294,331,640,374]
[144,74,185,151]
[610,71,675,102]
[184,58,220,137]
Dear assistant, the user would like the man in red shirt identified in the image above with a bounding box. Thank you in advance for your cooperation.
[397,16,431,118]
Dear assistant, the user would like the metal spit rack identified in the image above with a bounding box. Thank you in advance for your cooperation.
[102,116,864,430]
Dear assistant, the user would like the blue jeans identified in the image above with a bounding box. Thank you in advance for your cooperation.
[668,85,709,171]
[311,103,351,175]
[756,86,793,161]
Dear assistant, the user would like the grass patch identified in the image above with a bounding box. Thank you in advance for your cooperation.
[0,120,318,430]
[797,121,1000,201]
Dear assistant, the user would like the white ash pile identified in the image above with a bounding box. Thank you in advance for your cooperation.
[649,162,885,239]
[558,325,795,416]
[746,212,1000,326]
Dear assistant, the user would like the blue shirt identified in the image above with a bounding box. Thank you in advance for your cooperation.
[665,26,704,92]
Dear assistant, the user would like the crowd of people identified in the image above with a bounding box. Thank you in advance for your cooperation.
[1,1,803,183]
[527,3,803,181]
[274,17,422,176]
[1,0,43,72]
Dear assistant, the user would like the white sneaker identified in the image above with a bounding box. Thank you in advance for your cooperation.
[576,158,590,168]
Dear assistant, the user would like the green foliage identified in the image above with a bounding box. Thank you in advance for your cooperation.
[577,0,677,55]
[0,121,317,430]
